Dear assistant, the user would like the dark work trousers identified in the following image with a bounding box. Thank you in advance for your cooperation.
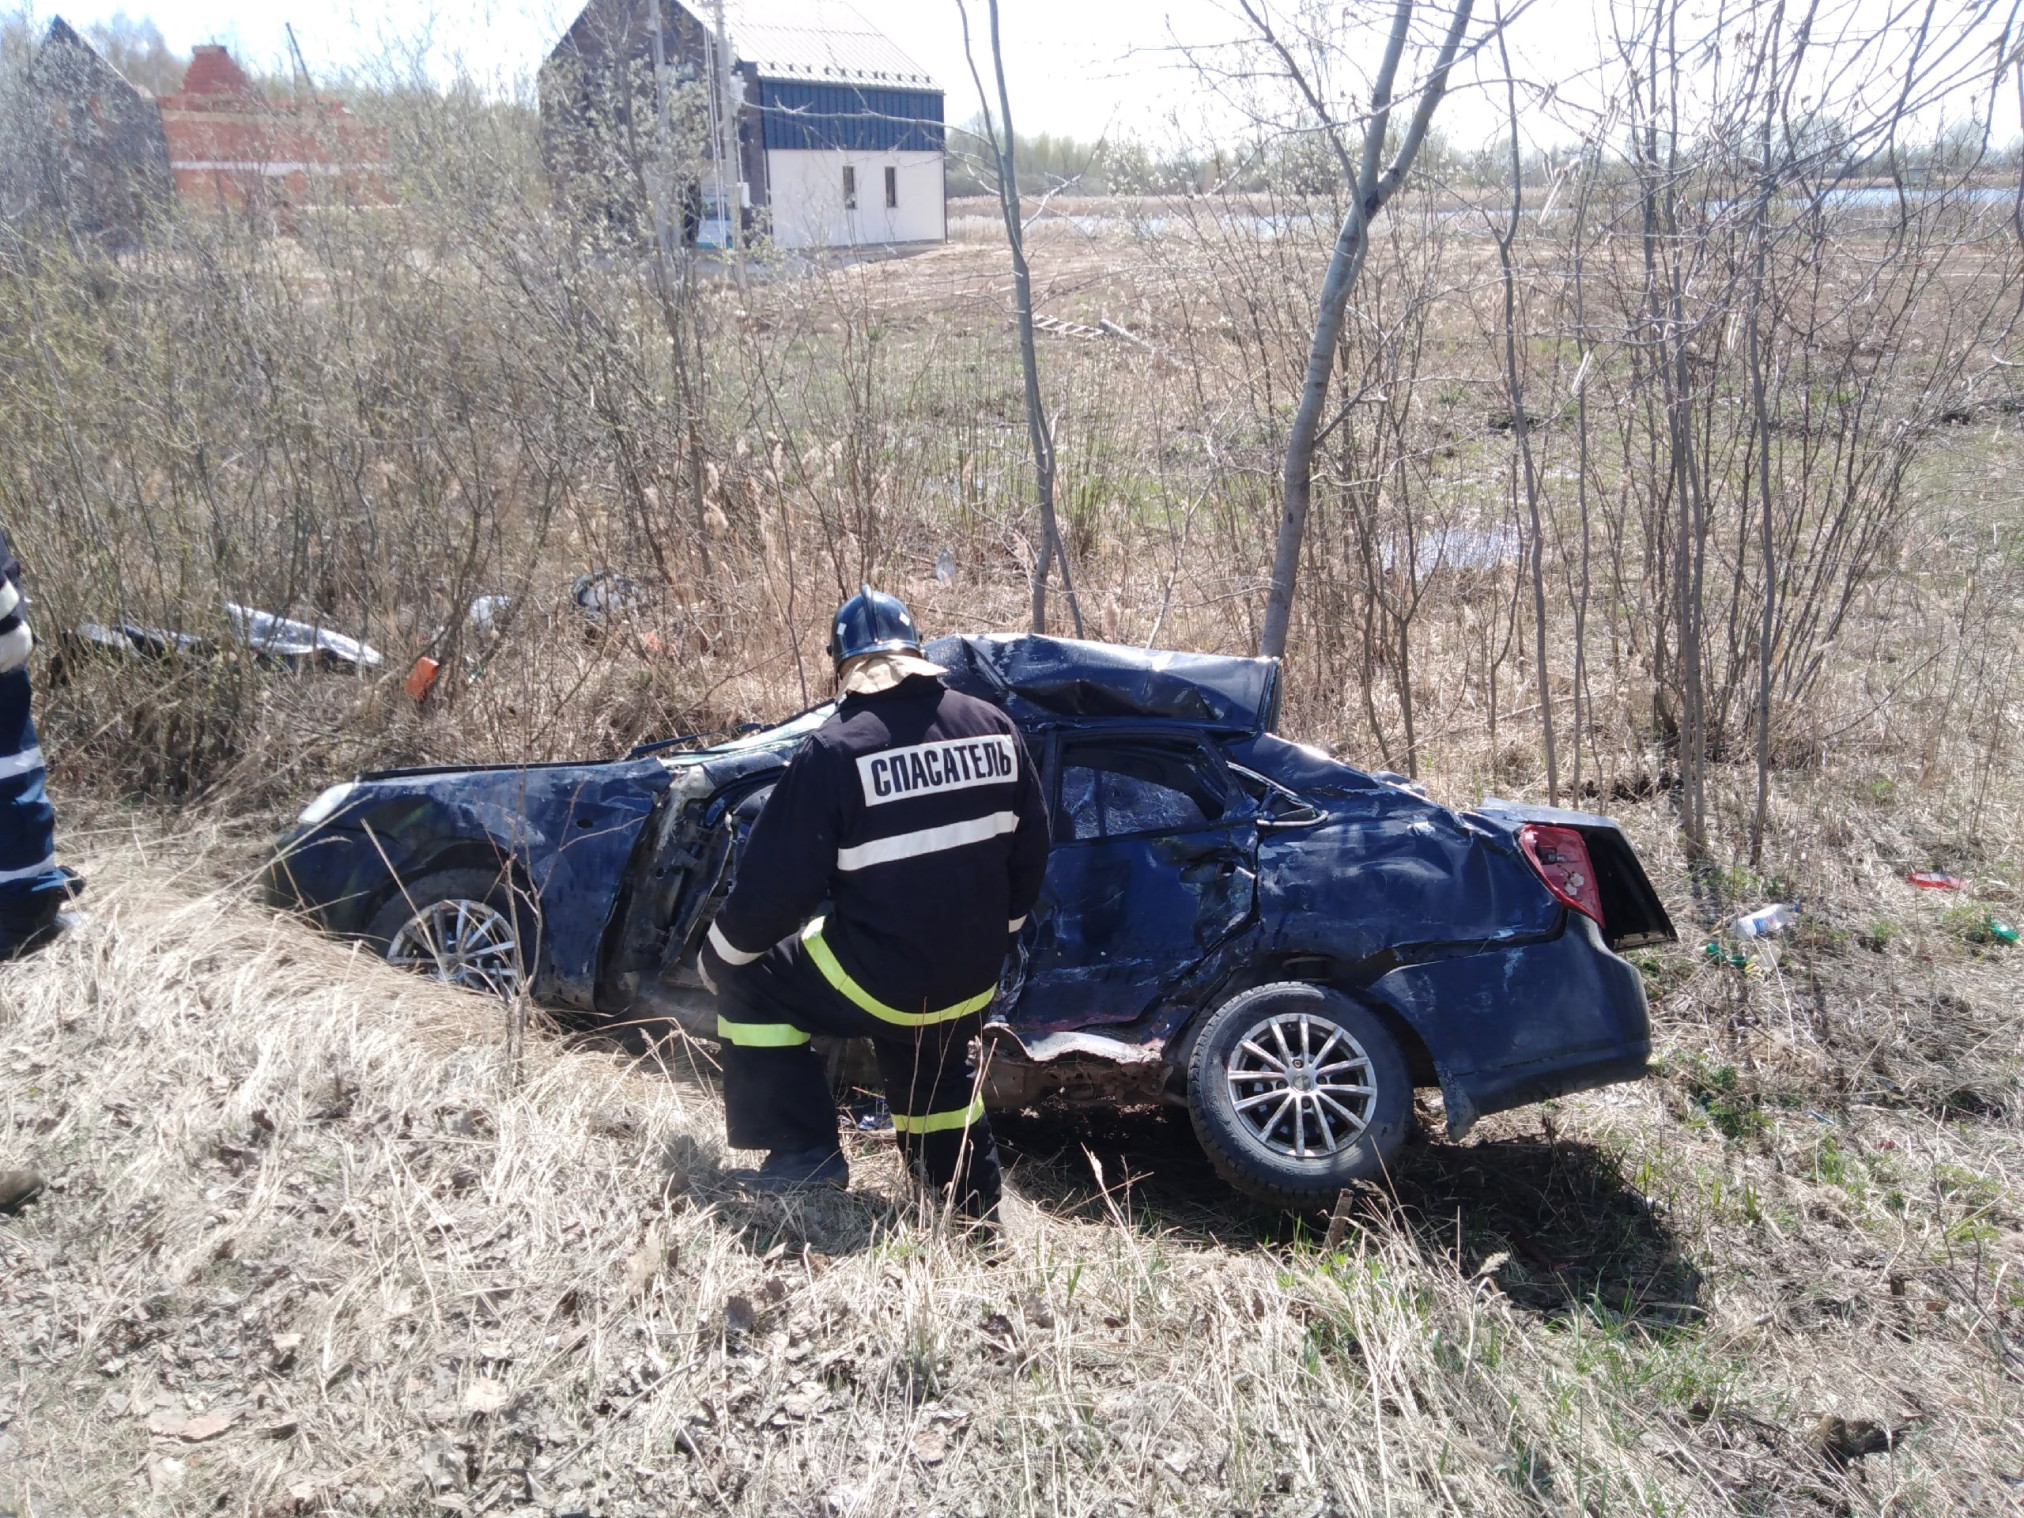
[0,670,66,956]
[716,924,1003,1217]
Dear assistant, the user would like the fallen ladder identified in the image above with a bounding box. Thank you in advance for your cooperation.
[1031,312,1107,340]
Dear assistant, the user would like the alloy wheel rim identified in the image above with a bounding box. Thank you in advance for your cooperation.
[1225,1008,1377,1160]
[386,898,522,998]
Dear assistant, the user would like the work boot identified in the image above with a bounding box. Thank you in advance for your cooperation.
[734,1144,849,1194]
[0,1169,44,1215]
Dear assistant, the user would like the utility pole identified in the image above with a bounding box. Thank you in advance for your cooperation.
[710,0,745,265]
[283,23,314,98]
[648,0,674,261]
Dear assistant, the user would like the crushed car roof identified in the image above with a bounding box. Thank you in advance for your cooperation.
[926,634,1280,733]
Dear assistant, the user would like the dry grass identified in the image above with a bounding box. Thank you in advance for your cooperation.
[0,85,2020,1514]
[1,782,2019,1517]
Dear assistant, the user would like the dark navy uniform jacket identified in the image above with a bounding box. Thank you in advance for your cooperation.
[0,522,61,908]
[704,674,1051,1017]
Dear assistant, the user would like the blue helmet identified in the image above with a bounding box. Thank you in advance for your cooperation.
[829,585,922,670]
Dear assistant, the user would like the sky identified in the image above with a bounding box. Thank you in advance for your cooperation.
[26,0,2022,153]
[36,0,1251,140]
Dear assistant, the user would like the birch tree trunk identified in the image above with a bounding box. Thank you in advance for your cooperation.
[1256,0,1475,660]
[958,0,1083,637]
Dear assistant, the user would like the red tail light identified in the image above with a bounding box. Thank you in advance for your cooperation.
[1519,824,1604,926]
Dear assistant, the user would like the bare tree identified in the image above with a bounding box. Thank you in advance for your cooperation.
[956,0,1083,637]
[1244,0,1477,660]
[1488,10,1557,802]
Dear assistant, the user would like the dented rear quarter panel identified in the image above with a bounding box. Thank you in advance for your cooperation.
[1225,732,1651,1120]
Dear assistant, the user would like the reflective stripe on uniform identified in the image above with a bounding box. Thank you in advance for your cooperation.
[801,917,994,1027]
[0,854,56,885]
[891,1095,986,1134]
[0,745,43,781]
[716,1015,811,1047]
[707,921,763,966]
[834,810,1018,872]
[1007,915,1025,932]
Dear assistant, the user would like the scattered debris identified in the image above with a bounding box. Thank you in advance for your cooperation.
[225,604,382,670]
[461,1378,511,1415]
[74,602,382,671]
[573,569,647,630]
[1726,904,1799,940]
[1703,940,1751,969]
[405,656,440,703]
[1908,871,1967,889]
[466,594,511,639]
[74,621,206,659]
[1813,1413,1897,1468]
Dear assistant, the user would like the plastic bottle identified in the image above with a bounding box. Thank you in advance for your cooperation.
[1726,903,1799,940]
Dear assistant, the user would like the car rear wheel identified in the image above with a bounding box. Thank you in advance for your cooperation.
[1186,981,1411,1208]
[366,868,531,999]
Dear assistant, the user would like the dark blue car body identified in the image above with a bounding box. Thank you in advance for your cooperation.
[266,634,1673,1146]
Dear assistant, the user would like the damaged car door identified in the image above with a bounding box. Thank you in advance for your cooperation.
[1010,733,1259,1030]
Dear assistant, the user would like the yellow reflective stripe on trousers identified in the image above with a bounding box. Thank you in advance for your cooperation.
[800,918,994,1027]
[891,1095,987,1134]
[716,1016,811,1047]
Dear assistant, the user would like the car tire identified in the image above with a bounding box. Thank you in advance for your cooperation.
[1186,981,1412,1208]
[365,868,534,1000]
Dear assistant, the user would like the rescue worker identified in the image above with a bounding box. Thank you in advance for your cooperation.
[0,523,65,1223]
[0,522,72,959]
[698,587,1050,1221]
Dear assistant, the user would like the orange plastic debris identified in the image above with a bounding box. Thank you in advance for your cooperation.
[1906,871,1966,890]
[405,655,440,703]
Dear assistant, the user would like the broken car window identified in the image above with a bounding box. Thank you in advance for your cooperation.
[1058,746,1231,841]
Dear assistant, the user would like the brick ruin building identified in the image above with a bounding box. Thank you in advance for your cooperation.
[155,45,388,214]
[16,21,390,246]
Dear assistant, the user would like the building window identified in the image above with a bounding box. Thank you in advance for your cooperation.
[885,166,898,208]
[842,166,856,209]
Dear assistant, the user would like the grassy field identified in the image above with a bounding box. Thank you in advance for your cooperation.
[2,167,2022,1513]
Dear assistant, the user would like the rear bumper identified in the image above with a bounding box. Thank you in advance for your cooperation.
[1366,910,1652,1138]
[1439,1047,1651,1137]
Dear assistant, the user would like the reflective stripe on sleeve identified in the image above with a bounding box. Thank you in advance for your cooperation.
[0,855,56,885]
[716,1016,811,1047]
[707,921,763,966]
[0,580,18,620]
[0,746,44,782]
[800,918,994,1027]
[891,1095,986,1134]
[1007,915,1026,932]
[834,811,1018,872]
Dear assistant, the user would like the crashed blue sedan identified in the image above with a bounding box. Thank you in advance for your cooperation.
[266,634,1674,1206]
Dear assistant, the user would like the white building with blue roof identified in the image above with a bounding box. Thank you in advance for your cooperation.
[542,0,946,252]
[729,0,946,248]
